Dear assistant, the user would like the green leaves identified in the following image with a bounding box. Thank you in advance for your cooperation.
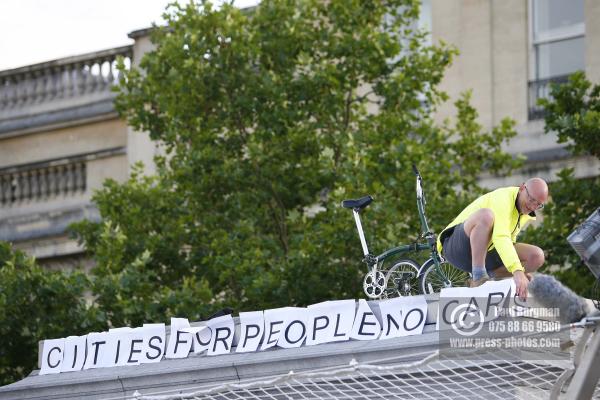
[2,1,527,383]
[0,243,95,386]
[521,168,600,296]
[540,71,600,158]
[101,0,523,315]
[521,71,600,296]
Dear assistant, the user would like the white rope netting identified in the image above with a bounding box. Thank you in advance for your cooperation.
[128,324,600,400]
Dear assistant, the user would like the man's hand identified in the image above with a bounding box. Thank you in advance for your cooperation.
[513,270,529,301]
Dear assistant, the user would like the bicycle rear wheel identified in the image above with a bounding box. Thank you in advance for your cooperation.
[419,257,469,294]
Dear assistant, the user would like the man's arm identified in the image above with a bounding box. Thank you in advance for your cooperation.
[490,207,524,274]
[489,193,528,300]
[512,270,529,300]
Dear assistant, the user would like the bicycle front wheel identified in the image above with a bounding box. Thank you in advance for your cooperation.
[419,258,469,294]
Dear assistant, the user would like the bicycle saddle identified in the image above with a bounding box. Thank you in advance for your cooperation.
[342,195,373,210]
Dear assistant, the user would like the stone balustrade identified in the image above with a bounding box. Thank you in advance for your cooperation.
[0,46,132,120]
[0,161,86,206]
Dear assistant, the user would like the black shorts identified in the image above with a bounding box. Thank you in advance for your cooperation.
[442,223,504,273]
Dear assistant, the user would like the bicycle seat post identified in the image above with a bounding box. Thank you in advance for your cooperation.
[353,209,370,257]
[342,195,373,259]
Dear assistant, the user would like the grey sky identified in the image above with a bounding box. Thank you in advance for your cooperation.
[0,0,257,71]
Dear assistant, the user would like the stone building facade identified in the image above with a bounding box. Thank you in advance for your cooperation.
[430,0,600,186]
[0,31,157,269]
[1,1,599,267]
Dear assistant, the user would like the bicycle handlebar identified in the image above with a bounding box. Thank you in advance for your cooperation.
[413,163,425,204]
[412,164,430,231]
[412,163,420,177]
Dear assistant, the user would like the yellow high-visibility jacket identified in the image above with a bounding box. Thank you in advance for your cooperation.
[436,186,536,273]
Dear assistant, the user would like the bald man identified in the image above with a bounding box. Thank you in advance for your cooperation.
[436,178,549,300]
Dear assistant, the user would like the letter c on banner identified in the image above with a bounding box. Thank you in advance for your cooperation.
[47,347,62,369]
[442,300,459,324]
[40,338,66,375]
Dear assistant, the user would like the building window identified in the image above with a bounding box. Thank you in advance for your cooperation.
[417,0,432,46]
[528,0,585,120]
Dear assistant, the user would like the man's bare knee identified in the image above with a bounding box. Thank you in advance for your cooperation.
[464,208,495,237]
[478,209,495,227]
[527,247,545,271]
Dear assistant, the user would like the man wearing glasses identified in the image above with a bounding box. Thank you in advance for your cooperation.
[436,178,549,300]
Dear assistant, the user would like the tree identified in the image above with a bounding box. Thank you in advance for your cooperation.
[73,0,520,324]
[73,168,214,328]
[540,71,600,159]
[0,242,98,386]
[521,71,600,296]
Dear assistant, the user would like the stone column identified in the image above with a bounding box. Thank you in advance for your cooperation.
[585,0,600,83]
[126,31,160,177]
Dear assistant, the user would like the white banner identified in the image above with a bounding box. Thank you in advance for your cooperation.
[277,307,308,349]
[40,283,529,375]
[437,279,512,332]
[350,299,381,340]
[165,318,193,359]
[236,311,265,353]
[378,295,428,340]
[141,323,166,363]
[305,300,356,346]
[207,315,235,355]
[59,335,87,372]
[261,307,295,350]
[40,338,65,375]
[191,325,212,355]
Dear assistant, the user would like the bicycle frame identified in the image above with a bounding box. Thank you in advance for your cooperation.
[350,166,450,286]
[413,170,450,285]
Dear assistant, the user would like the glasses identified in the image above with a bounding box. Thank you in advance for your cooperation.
[524,186,545,210]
